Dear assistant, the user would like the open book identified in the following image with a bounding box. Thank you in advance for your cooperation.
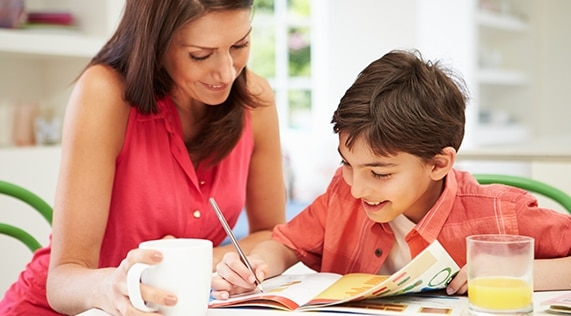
[209,240,461,313]
[541,292,571,314]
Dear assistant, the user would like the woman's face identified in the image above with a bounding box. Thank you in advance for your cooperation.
[164,9,252,107]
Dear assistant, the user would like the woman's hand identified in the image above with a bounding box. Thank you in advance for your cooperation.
[100,236,178,315]
[211,252,269,300]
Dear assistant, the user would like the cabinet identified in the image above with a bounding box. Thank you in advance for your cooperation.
[474,0,532,146]
[0,0,124,296]
[416,0,534,149]
[0,0,124,147]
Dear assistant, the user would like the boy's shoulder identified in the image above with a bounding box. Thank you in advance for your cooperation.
[452,169,533,203]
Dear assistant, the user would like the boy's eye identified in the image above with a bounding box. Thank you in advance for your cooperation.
[372,171,391,179]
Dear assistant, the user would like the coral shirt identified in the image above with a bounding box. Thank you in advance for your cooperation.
[272,168,571,274]
[0,96,253,315]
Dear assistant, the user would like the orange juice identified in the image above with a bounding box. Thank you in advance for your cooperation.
[468,276,532,311]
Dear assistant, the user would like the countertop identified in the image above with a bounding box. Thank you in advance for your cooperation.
[458,135,571,162]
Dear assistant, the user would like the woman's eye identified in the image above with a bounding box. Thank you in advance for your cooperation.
[189,53,210,61]
[232,41,250,50]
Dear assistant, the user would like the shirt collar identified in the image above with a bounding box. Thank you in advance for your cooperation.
[413,170,458,243]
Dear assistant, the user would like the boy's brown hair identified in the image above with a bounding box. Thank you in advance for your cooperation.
[332,49,469,161]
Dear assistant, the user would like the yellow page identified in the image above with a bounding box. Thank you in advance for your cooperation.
[301,240,459,310]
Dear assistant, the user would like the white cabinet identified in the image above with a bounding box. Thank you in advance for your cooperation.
[0,0,124,296]
[417,0,534,149]
[0,0,124,147]
[475,0,532,146]
[0,0,123,57]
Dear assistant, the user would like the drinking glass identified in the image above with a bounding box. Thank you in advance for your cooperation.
[467,234,534,316]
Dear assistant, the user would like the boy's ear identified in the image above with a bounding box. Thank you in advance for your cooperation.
[430,147,456,180]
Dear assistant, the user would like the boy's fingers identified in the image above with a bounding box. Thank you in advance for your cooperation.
[211,275,233,292]
[216,263,256,289]
[211,290,230,300]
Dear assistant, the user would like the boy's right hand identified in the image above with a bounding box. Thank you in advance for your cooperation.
[211,251,269,300]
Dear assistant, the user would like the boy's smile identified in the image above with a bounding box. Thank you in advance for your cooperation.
[338,133,446,224]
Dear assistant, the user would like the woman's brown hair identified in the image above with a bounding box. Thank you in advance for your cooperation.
[88,0,257,164]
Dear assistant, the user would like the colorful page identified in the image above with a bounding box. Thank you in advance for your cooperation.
[209,272,342,311]
[301,240,460,309]
[302,293,468,315]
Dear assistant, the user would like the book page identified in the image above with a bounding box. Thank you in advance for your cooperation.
[301,240,460,309]
[541,292,571,314]
[209,273,342,311]
[302,293,468,315]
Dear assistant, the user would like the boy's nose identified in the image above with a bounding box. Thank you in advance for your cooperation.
[349,176,369,199]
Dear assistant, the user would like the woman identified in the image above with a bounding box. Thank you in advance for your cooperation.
[0,0,286,315]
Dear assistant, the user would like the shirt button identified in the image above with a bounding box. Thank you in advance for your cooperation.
[193,210,201,218]
[374,249,382,257]
[199,180,206,186]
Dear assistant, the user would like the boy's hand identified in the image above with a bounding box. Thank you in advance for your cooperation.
[446,265,468,295]
[211,252,269,300]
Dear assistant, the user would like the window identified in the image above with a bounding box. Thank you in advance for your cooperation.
[250,0,312,131]
[250,0,338,202]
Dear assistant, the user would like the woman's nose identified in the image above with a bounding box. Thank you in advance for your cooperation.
[213,52,236,83]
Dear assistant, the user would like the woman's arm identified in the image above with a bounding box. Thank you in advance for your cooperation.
[212,70,287,267]
[46,65,171,315]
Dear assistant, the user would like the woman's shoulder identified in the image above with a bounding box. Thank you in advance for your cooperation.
[67,63,130,132]
[78,64,125,96]
[72,64,130,113]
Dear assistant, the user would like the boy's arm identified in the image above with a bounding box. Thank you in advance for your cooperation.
[534,256,571,291]
[249,239,300,277]
[212,239,299,299]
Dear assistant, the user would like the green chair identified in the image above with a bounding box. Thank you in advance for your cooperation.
[0,180,53,252]
[474,174,571,214]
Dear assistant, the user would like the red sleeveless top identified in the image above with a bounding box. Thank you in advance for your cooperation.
[0,96,254,314]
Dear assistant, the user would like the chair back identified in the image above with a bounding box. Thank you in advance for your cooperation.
[0,180,53,251]
[474,174,571,214]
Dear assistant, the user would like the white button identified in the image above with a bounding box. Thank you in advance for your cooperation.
[193,210,201,218]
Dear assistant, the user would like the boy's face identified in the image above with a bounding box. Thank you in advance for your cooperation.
[338,133,445,224]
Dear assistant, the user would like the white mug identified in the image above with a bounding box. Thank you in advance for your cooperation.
[127,238,213,316]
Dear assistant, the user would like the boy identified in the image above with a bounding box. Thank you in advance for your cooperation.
[211,50,571,299]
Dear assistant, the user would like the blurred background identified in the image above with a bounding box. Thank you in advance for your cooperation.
[1,0,570,295]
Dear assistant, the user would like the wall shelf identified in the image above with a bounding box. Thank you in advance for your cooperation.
[478,68,528,85]
[0,28,104,58]
[477,10,528,32]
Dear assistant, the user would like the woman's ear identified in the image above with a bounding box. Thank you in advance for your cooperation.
[430,147,456,180]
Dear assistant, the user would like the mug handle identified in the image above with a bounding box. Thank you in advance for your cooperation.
[126,263,159,312]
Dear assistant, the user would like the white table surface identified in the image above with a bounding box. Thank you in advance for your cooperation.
[77,262,569,315]
[77,290,570,315]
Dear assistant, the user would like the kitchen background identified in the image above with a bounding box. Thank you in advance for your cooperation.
[1,0,570,295]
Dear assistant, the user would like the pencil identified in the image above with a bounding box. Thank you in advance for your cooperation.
[209,197,264,293]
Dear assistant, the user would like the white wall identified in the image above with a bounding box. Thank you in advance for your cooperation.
[534,0,571,138]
